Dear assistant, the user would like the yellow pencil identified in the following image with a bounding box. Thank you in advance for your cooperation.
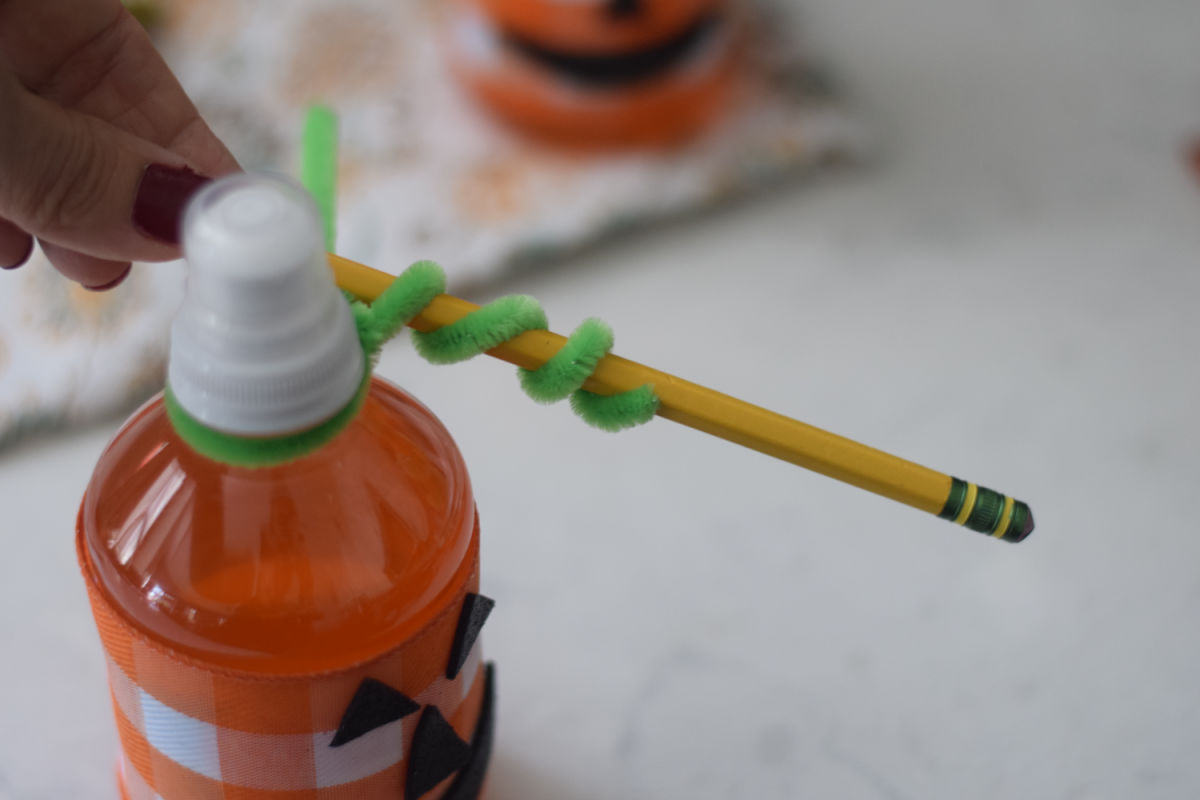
[329,254,1034,543]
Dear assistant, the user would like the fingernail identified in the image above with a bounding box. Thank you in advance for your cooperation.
[2,237,34,270]
[84,264,133,292]
[133,165,211,245]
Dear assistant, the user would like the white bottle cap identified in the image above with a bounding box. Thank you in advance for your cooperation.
[168,174,365,436]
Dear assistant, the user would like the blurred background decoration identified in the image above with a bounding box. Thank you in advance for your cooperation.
[0,0,864,451]
[448,0,747,148]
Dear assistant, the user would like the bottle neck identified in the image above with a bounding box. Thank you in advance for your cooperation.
[163,366,371,470]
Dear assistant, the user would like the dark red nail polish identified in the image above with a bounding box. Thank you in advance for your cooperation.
[133,165,211,245]
[84,264,133,292]
[2,237,34,270]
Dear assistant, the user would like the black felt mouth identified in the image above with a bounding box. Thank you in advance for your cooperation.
[503,13,722,88]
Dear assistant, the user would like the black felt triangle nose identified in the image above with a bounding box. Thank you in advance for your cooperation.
[329,678,420,748]
[406,706,473,800]
[446,593,495,680]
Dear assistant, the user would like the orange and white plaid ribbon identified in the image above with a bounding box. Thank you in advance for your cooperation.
[80,535,488,800]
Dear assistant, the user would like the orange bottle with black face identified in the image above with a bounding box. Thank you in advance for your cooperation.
[77,175,495,800]
[445,0,746,148]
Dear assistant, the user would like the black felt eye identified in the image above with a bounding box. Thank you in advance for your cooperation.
[607,0,642,20]
[446,593,495,680]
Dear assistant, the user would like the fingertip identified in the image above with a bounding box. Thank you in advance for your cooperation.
[2,235,35,270]
[83,263,133,292]
[39,240,133,290]
[133,164,213,245]
[0,220,35,269]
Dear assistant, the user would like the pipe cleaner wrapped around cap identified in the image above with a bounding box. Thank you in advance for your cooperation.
[165,172,658,468]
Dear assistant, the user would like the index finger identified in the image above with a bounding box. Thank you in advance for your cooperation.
[0,0,238,177]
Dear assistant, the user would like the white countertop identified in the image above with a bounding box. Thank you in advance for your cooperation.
[3,1,1200,797]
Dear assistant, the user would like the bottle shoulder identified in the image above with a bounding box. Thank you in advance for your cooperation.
[80,378,477,673]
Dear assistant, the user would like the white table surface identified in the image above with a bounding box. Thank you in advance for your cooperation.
[3,1,1200,797]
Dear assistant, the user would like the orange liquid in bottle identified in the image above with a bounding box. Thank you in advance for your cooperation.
[80,377,476,675]
[79,174,493,799]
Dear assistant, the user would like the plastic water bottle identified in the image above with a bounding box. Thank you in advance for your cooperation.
[77,174,494,799]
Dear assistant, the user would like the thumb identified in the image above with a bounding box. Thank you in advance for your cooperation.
[0,70,210,264]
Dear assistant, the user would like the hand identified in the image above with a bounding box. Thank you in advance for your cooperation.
[0,0,238,289]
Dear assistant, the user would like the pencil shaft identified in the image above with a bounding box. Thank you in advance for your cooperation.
[330,254,953,514]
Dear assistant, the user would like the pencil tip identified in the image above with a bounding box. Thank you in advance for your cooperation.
[1008,503,1035,543]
